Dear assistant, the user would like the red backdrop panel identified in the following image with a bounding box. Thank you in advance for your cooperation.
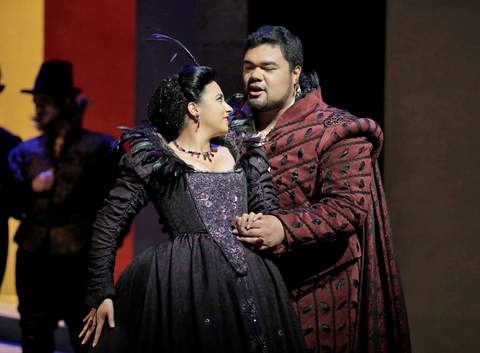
[44,0,136,280]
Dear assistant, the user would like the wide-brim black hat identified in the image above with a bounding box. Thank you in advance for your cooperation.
[21,60,81,97]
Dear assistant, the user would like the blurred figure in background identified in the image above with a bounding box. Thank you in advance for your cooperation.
[8,60,119,353]
[0,67,22,289]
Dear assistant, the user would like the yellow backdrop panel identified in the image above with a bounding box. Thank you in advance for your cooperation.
[0,0,44,298]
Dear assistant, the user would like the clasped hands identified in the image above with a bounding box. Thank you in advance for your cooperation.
[232,212,285,250]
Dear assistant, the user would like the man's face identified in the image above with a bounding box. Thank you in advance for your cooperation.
[33,93,62,132]
[242,44,298,112]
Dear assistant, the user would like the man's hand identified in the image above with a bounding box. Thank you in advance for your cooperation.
[233,213,285,250]
[31,168,54,193]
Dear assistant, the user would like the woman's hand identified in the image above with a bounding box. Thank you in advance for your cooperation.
[79,298,115,347]
[233,213,285,250]
[233,212,263,233]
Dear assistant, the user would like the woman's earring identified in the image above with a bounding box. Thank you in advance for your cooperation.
[195,114,200,132]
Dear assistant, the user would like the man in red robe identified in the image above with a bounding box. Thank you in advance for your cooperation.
[231,25,411,353]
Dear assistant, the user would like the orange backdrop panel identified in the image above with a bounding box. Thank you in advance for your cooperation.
[44,0,137,279]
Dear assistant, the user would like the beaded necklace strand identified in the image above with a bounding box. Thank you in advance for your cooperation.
[173,140,218,162]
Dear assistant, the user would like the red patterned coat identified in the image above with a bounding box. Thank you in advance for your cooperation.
[229,88,411,353]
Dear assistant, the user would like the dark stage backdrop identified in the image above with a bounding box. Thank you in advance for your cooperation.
[248,1,387,128]
[384,1,480,351]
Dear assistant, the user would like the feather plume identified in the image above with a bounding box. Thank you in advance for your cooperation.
[147,31,199,66]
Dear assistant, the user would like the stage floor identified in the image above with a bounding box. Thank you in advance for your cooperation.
[0,340,21,353]
[0,296,72,353]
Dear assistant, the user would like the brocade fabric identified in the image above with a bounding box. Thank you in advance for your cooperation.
[229,88,411,353]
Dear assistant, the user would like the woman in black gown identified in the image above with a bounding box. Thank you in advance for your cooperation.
[79,65,306,353]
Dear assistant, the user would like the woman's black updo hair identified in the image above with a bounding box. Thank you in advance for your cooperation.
[148,65,217,141]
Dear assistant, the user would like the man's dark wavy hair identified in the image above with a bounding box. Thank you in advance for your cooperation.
[244,25,304,71]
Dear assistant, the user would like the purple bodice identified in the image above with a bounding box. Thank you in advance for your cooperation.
[186,171,248,275]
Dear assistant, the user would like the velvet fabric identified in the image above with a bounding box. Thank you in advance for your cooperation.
[229,89,411,353]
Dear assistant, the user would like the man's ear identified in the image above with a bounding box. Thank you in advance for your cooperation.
[293,65,302,84]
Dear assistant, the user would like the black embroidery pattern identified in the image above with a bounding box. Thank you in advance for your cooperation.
[324,111,357,127]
